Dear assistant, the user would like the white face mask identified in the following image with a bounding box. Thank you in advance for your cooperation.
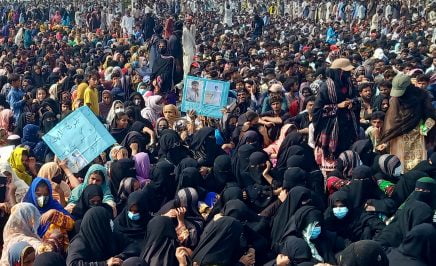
[393,165,402,177]
[115,107,124,114]
[37,196,48,208]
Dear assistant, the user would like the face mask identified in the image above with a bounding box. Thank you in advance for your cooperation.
[138,88,147,95]
[115,107,124,114]
[128,211,140,221]
[393,165,402,177]
[310,226,321,239]
[158,47,167,54]
[333,206,348,219]
[37,196,48,208]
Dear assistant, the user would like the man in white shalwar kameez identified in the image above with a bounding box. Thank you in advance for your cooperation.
[121,11,134,36]
[182,17,196,77]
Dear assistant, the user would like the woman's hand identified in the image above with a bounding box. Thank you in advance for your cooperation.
[239,252,255,266]
[276,254,290,266]
[263,161,271,177]
[40,209,56,225]
[106,257,123,266]
[176,207,186,222]
[163,209,178,218]
[0,202,11,213]
[175,247,192,266]
[337,100,351,109]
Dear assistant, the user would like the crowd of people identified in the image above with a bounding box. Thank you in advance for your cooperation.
[0,0,435,265]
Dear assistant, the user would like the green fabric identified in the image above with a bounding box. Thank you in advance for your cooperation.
[68,164,114,204]
[377,179,394,195]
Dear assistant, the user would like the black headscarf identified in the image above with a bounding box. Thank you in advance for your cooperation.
[375,200,433,249]
[148,161,176,210]
[41,98,60,115]
[176,167,205,198]
[189,127,225,167]
[339,240,388,266]
[67,207,116,264]
[282,205,323,239]
[158,129,191,165]
[110,158,136,196]
[388,223,436,266]
[71,184,111,220]
[174,157,198,184]
[192,216,243,265]
[324,190,385,242]
[33,252,66,266]
[286,155,325,196]
[351,139,375,166]
[140,216,178,266]
[232,144,258,188]
[14,112,36,137]
[340,165,376,211]
[114,191,150,242]
[283,167,307,191]
[276,131,305,171]
[222,199,261,228]
[206,155,235,192]
[279,236,313,266]
[248,151,269,185]
[40,111,58,134]
[205,182,244,224]
[121,131,148,155]
[391,170,427,207]
[123,257,149,266]
[271,186,312,248]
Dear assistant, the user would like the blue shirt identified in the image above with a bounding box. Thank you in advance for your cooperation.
[6,87,25,121]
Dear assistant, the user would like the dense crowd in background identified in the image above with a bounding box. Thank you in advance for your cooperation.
[0,0,435,265]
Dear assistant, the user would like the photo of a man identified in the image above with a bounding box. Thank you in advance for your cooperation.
[204,82,224,106]
[186,80,202,102]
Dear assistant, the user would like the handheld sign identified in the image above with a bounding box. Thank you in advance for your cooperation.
[181,75,230,118]
[42,106,116,172]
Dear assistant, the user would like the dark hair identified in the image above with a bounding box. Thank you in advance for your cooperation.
[378,80,392,89]
[270,95,283,105]
[245,111,259,122]
[416,74,430,83]
[358,82,373,92]
[371,111,385,121]
[303,96,316,109]
[91,170,105,181]
[87,71,99,80]
[8,73,20,83]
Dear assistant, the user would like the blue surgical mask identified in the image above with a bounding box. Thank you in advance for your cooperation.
[310,226,321,239]
[128,211,141,221]
[138,88,147,95]
[333,206,348,219]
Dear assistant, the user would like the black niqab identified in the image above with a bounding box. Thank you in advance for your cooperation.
[140,216,178,266]
[192,216,243,265]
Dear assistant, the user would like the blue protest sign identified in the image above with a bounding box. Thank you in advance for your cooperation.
[181,76,230,118]
[42,106,116,172]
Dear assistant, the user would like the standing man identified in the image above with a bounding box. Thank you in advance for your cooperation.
[121,11,134,37]
[182,15,196,77]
